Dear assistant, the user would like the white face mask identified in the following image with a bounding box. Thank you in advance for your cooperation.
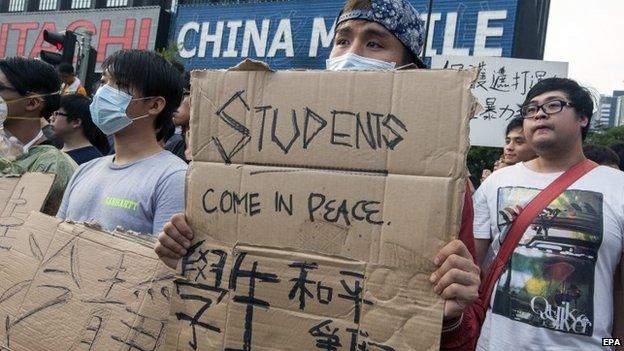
[326,53,396,71]
[0,96,25,160]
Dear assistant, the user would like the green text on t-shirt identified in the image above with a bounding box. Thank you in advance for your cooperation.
[104,197,139,211]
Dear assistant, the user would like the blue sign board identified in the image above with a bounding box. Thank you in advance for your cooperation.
[172,0,519,69]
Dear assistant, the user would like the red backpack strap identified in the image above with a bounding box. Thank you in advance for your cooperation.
[479,159,598,308]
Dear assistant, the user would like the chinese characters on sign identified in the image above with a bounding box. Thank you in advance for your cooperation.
[0,196,175,351]
[431,56,568,147]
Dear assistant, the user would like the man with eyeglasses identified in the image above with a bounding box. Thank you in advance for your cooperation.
[472,77,624,349]
[0,57,77,215]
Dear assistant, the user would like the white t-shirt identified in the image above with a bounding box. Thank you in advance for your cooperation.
[473,162,624,350]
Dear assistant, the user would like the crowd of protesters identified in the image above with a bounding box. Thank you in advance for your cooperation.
[0,0,621,350]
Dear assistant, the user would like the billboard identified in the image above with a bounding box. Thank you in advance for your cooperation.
[0,6,162,69]
[172,0,520,70]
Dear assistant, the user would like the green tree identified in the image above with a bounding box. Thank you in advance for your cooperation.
[585,125,624,146]
[156,42,181,63]
[467,146,502,187]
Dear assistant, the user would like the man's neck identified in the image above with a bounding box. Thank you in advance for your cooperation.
[4,119,41,145]
[61,132,92,152]
[526,141,586,173]
[112,126,162,165]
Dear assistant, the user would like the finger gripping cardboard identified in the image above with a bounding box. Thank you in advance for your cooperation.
[169,60,477,351]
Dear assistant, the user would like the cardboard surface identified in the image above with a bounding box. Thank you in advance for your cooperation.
[169,62,476,351]
[0,210,175,351]
[189,62,476,177]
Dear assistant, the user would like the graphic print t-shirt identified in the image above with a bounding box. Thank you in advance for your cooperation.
[473,162,624,350]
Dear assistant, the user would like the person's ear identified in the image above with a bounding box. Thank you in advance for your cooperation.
[70,118,82,129]
[147,96,166,116]
[23,96,43,113]
[579,114,589,128]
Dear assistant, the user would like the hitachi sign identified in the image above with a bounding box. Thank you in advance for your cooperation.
[177,10,509,60]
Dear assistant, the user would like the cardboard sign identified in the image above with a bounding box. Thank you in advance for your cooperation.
[0,173,55,250]
[431,55,569,147]
[0,208,175,350]
[167,60,476,350]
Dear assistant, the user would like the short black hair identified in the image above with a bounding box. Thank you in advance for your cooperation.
[59,94,109,154]
[609,143,624,170]
[523,77,594,140]
[171,59,185,75]
[102,49,183,137]
[183,71,191,93]
[0,57,61,118]
[505,116,524,136]
[583,144,620,167]
[58,63,74,75]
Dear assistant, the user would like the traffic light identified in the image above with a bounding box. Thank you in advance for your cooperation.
[40,30,76,66]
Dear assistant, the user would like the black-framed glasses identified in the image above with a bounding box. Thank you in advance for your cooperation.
[51,111,68,118]
[521,99,574,119]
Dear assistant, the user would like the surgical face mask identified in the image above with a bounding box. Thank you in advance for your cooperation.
[90,84,152,136]
[326,53,396,71]
[0,96,25,160]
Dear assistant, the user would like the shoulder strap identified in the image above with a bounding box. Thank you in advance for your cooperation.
[479,159,598,307]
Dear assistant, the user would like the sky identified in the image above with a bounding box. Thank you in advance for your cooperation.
[544,0,624,96]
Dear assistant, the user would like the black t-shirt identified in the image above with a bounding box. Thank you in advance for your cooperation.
[165,134,188,163]
[65,146,103,165]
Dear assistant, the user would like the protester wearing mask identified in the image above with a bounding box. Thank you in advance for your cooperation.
[0,57,77,215]
[57,49,187,235]
[154,0,480,345]
[50,94,109,164]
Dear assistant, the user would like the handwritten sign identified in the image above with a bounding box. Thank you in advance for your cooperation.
[431,55,569,147]
[167,61,477,350]
[0,207,175,350]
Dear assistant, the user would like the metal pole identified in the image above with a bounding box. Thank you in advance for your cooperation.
[75,31,93,84]
[421,0,434,61]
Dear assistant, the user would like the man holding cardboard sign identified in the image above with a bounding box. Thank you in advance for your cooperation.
[157,0,480,348]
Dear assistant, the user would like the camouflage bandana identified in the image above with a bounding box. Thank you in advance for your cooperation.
[337,0,426,67]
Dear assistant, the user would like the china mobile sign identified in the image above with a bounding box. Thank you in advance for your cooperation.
[173,0,520,69]
[0,6,161,69]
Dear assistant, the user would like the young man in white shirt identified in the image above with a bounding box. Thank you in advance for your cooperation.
[473,77,624,350]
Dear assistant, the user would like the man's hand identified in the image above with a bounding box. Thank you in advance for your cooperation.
[154,213,194,270]
[430,239,480,320]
